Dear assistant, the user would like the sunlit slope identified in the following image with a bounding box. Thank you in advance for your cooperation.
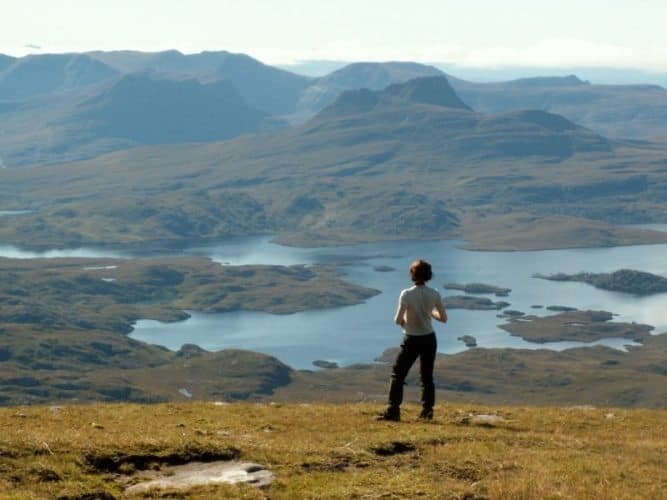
[0,402,665,498]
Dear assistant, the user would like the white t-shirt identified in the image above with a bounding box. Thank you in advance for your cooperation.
[398,285,444,336]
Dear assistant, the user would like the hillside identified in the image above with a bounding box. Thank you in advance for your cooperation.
[71,74,268,144]
[450,75,667,140]
[0,53,118,100]
[3,53,667,168]
[3,76,667,251]
[294,61,445,119]
[88,49,312,115]
[0,402,665,498]
[0,51,306,167]
[0,256,378,405]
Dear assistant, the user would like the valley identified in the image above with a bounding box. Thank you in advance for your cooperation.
[1,50,667,412]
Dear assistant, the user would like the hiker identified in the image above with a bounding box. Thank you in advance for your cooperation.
[377,259,447,421]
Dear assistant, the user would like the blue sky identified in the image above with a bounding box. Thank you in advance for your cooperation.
[2,0,667,70]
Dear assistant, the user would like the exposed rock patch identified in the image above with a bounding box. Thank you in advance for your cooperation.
[124,461,273,494]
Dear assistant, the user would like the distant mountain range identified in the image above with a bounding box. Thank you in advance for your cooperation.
[294,61,444,118]
[1,50,667,168]
[4,74,665,252]
[0,53,118,100]
[450,75,667,140]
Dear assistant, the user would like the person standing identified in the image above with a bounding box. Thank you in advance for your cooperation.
[377,259,447,421]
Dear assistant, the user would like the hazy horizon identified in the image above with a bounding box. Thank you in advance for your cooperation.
[2,0,667,73]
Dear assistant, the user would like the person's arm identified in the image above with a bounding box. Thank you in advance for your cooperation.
[394,302,407,327]
[431,297,447,323]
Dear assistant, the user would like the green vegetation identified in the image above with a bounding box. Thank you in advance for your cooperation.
[0,402,665,498]
[278,332,667,408]
[536,269,667,296]
[452,75,667,140]
[444,282,511,297]
[457,335,477,347]
[1,256,666,408]
[3,78,667,252]
[444,295,510,310]
[0,256,377,405]
[499,310,653,343]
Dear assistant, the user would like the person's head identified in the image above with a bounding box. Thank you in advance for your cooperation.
[409,259,433,285]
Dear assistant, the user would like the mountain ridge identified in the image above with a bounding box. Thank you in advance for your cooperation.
[0,53,118,100]
[70,73,268,144]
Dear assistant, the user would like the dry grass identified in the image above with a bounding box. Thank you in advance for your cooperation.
[1,402,665,499]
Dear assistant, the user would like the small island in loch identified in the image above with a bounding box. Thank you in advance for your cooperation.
[444,282,511,297]
[457,335,478,347]
[499,310,654,343]
[444,295,510,310]
[535,269,667,296]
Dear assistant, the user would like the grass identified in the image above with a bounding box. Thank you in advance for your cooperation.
[0,402,665,499]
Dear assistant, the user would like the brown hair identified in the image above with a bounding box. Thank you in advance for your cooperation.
[409,259,433,285]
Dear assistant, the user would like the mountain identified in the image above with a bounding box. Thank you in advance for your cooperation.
[71,73,267,144]
[89,50,312,115]
[3,75,655,253]
[0,54,118,100]
[0,54,15,72]
[294,61,445,119]
[314,76,608,159]
[449,75,667,140]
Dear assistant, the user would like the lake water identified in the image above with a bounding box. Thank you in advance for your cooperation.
[2,231,667,370]
[138,236,667,369]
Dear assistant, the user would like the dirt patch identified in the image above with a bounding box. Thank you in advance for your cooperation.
[84,446,240,473]
[301,455,370,472]
[371,440,416,456]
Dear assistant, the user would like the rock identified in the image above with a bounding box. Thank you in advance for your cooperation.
[459,414,507,426]
[178,388,193,398]
[125,461,274,493]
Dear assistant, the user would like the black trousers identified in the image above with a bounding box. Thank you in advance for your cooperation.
[388,332,437,410]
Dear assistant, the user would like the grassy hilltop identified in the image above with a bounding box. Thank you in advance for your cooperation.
[0,402,665,499]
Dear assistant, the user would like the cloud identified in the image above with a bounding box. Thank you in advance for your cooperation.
[249,39,667,73]
[2,38,667,73]
[451,39,667,71]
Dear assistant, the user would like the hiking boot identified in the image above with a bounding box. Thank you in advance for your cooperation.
[375,407,400,422]
[418,408,433,421]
